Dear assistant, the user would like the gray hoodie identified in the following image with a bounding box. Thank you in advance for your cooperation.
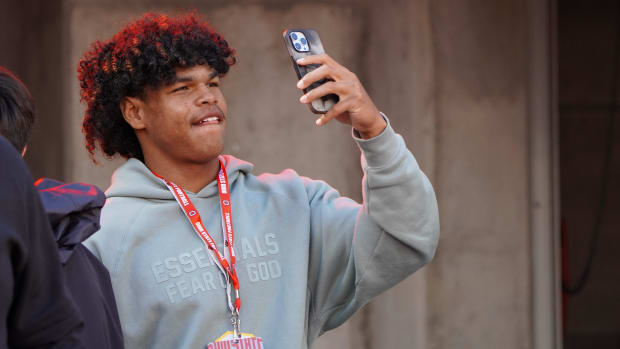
[85,119,440,349]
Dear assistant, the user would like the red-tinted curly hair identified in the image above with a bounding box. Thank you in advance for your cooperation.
[78,12,235,162]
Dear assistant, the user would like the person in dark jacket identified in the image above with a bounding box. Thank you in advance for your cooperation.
[35,179,124,349]
[0,135,84,348]
[0,66,124,348]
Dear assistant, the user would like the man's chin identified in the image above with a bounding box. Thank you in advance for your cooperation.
[191,123,225,138]
[194,144,224,162]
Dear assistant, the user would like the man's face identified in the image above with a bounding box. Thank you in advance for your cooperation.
[137,65,227,165]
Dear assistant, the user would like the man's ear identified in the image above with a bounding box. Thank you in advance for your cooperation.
[120,96,147,130]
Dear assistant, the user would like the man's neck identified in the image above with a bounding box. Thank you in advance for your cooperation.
[144,155,221,194]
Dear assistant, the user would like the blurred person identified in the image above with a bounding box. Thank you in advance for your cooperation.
[80,12,440,349]
[0,68,33,156]
[0,135,84,348]
[0,67,124,349]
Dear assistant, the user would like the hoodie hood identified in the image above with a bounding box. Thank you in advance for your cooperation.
[106,155,254,200]
[35,178,106,264]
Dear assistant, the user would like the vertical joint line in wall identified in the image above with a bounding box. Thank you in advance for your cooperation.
[525,0,536,344]
[357,6,374,348]
[427,0,441,191]
[357,4,372,101]
[60,0,72,181]
[548,0,562,347]
[360,304,373,349]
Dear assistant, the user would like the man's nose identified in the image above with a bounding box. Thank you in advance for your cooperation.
[196,84,217,105]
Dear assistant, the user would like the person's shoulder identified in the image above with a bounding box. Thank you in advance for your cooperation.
[255,168,302,183]
[242,167,312,204]
[35,178,106,217]
[0,136,41,242]
[0,136,32,188]
[224,155,322,204]
[254,167,304,187]
[100,196,148,228]
[85,196,148,260]
[224,154,305,194]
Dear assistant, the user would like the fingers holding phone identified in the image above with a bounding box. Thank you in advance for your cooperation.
[283,29,385,139]
[296,54,385,139]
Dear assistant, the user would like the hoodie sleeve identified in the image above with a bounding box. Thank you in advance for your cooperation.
[305,116,439,338]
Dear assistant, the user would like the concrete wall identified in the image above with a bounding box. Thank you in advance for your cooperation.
[427,1,532,348]
[360,1,436,348]
[0,0,64,179]
[1,0,553,348]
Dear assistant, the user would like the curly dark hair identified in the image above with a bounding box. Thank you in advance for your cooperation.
[78,12,236,162]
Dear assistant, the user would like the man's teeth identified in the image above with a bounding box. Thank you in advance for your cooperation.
[200,116,219,124]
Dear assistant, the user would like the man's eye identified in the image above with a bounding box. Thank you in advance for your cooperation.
[172,86,189,92]
[208,82,219,88]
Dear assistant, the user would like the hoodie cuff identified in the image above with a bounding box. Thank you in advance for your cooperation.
[352,113,400,169]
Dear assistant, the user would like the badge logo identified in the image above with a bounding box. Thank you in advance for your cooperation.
[206,331,264,349]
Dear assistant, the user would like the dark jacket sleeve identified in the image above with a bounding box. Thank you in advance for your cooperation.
[0,136,84,348]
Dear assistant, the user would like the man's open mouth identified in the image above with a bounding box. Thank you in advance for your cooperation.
[192,112,224,126]
[195,116,220,125]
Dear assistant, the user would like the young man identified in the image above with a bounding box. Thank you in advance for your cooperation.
[81,12,439,349]
[0,67,124,348]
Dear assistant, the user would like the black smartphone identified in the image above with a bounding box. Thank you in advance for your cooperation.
[283,29,339,114]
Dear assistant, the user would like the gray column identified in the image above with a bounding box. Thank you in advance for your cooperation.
[427,0,533,348]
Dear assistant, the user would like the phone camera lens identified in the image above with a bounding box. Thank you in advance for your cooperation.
[291,33,298,40]
[294,43,301,50]
[300,38,307,45]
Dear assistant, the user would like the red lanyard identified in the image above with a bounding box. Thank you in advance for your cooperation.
[152,159,242,337]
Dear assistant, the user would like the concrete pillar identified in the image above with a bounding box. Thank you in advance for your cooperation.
[0,0,64,180]
[427,1,532,348]
[361,0,436,348]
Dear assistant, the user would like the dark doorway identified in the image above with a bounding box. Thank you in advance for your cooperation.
[558,0,620,347]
